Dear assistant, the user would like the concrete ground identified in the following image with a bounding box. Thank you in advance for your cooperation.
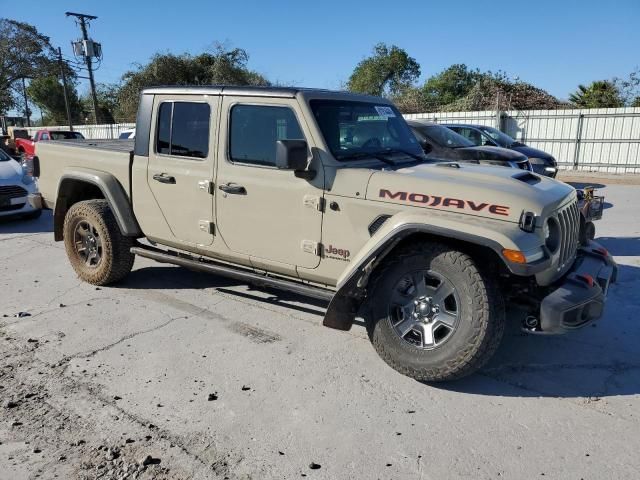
[1,178,639,479]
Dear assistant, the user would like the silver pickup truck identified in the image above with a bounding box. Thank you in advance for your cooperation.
[32,86,617,382]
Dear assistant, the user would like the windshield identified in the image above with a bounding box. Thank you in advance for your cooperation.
[0,148,11,162]
[478,126,516,148]
[50,131,84,140]
[417,125,474,148]
[309,100,422,161]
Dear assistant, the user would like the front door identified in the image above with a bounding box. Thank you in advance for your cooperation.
[147,95,217,246]
[215,97,323,270]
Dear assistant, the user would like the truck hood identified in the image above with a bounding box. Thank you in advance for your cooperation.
[0,158,22,181]
[366,162,574,223]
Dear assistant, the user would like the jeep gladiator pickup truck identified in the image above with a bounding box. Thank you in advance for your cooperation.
[34,86,617,382]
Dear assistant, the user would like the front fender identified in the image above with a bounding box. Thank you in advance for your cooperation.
[323,210,546,331]
[338,209,543,290]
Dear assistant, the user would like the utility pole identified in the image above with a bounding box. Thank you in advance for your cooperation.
[58,47,74,131]
[21,77,31,127]
[66,12,100,125]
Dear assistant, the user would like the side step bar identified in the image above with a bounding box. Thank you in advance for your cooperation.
[130,246,334,302]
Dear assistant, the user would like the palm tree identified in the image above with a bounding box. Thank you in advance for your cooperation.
[569,81,624,108]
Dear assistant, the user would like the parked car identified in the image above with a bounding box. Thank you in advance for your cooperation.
[444,124,558,177]
[118,128,136,139]
[407,120,532,171]
[34,86,616,383]
[0,147,41,220]
[15,129,85,157]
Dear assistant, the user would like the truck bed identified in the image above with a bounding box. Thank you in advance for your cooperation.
[37,139,134,207]
[47,138,134,153]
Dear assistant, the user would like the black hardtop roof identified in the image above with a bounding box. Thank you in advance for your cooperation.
[140,85,386,102]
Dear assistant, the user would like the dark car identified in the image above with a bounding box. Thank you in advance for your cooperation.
[407,120,532,171]
[444,124,558,177]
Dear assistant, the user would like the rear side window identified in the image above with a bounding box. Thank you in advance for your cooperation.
[155,101,210,158]
[229,105,304,166]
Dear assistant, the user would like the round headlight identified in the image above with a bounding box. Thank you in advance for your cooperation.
[545,218,560,252]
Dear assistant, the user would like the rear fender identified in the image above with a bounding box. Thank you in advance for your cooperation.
[53,168,141,241]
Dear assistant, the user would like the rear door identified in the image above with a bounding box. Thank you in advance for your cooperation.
[146,95,217,246]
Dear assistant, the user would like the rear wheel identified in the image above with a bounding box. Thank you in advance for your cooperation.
[365,243,505,382]
[63,200,135,285]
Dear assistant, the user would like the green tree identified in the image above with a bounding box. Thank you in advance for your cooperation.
[632,96,640,108]
[115,45,269,121]
[27,76,83,125]
[81,83,120,124]
[347,43,420,97]
[421,64,484,108]
[0,19,58,114]
[569,80,623,108]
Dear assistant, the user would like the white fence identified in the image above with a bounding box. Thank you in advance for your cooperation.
[405,107,640,173]
[24,123,135,140]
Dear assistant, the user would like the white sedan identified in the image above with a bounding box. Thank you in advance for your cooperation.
[0,148,41,220]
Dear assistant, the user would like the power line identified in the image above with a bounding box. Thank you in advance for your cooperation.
[65,11,101,124]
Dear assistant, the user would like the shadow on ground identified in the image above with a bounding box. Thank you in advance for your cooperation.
[118,265,330,318]
[598,237,640,256]
[0,210,53,234]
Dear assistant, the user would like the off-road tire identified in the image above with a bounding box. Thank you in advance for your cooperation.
[365,242,505,382]
[63,200,135,285]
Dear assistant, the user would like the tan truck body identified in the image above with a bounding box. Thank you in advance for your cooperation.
[33,86,617,381]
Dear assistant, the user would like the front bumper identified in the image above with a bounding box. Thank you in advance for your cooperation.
[0,184,40,218]
[536,241,617,334]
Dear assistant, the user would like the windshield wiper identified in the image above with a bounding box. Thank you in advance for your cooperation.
[336,151,398,166]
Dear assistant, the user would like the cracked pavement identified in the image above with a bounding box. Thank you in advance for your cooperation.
[1,180,639,479]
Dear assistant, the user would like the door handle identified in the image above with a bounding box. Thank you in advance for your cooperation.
[218,183,247,195]
[153,173,176,184]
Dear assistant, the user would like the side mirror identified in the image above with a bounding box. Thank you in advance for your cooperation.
[420,141,433,154]
[276,140,315,179]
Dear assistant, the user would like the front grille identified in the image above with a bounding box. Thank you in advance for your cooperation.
[556,199,580,271]
[0,185,28,198]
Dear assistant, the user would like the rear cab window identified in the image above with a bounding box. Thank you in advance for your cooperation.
[155,101,211,159]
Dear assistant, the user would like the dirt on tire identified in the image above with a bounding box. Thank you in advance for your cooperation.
[63,200,135,285]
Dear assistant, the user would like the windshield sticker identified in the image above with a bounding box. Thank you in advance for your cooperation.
[374,106,396,118]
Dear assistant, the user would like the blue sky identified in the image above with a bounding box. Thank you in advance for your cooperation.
[5,0,640,100]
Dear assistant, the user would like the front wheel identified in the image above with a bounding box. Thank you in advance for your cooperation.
[63,200,135,285]
[365,243,505,382]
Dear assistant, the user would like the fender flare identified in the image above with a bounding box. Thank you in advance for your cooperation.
[54,168,142,240]
[323,214,545,331]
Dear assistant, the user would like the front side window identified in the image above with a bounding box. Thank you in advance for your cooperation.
[230,104,304,166]
[310,100,422,161]
[40,133,50,141]
[155,101,210,158]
